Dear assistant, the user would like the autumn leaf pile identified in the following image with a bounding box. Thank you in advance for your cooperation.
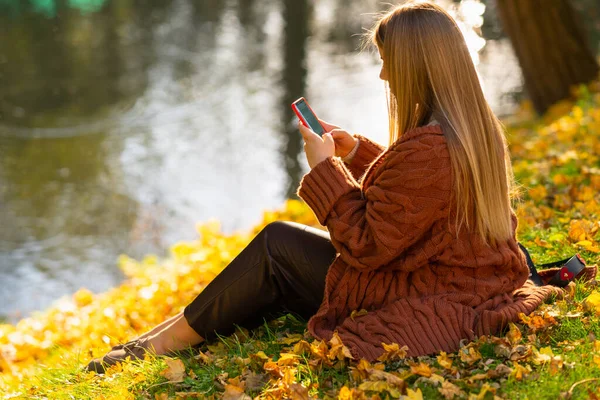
[2,80,600,399]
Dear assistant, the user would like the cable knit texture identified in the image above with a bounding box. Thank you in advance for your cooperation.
[296,124,565,362]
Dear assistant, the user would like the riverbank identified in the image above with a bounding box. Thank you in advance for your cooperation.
[2,81,600,399]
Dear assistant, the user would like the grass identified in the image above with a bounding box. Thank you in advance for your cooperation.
[2,81,600,399]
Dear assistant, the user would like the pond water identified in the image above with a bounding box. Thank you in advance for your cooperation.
[0,0,524,322]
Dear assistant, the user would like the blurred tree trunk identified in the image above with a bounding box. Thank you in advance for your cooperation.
[496,0,599,115]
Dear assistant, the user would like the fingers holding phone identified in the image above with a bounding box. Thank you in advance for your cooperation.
[327,127,359,159]
[297,120,335,169]
[292,97,358,168]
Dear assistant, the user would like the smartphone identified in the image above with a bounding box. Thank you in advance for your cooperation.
[291,97,325,136]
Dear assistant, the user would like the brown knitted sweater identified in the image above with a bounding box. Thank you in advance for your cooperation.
[296,124,563,362]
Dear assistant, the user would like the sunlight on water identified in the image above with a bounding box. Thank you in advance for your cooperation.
[442,0,487,66]
[0,0,524,322]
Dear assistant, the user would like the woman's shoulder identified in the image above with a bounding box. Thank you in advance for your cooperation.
[386,124,448,165]
[399,123,445,144]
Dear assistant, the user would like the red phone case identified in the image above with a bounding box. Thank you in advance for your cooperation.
[291,97,325,134]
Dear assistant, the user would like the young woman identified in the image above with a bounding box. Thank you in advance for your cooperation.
[86,0,562,372]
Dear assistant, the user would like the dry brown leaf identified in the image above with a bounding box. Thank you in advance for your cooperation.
[289,383,310,400]
[367,368,406,389]
[244,371,268,391]
[160,358,186,383]
[494,343,511,358]
[491,363,512,378]
[439,380,463,400]
[509,344,533,361]
[216,371,229,386]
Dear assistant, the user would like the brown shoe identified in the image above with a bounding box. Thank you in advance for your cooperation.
[85,337,153,374]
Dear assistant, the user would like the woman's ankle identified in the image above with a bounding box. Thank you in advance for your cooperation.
[146,335,166,355]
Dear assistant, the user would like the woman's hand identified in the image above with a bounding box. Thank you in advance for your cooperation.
[297,121,335,169]
[318,119,358,158]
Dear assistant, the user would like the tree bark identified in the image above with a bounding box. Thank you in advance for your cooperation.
[496,0,599,115]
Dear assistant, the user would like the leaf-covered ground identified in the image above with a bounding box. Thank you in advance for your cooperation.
[2,81,600,399]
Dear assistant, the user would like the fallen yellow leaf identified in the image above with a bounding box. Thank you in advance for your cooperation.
[377,342,408,362]
[159,358,186,383]
[583,291,600,316]
[506,322,522,345]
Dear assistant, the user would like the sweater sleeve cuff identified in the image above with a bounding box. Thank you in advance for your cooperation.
[345,134,386,180]
[296,156,360,225]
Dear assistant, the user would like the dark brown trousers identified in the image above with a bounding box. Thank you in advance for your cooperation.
[183,221,337,341]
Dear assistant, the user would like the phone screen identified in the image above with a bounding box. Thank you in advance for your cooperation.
[295,100,325,135]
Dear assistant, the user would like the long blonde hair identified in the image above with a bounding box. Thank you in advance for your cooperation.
[364,0,521,248]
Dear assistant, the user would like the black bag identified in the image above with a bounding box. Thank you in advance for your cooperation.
[518,242,588,288]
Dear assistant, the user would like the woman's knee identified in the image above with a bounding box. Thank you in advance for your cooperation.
[261,220,300,237]
[258,221,309,262]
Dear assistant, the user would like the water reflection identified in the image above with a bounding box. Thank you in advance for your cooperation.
[0,0,525,321]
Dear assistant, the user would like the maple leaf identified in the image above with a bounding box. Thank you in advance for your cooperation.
[159,358,186,383]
